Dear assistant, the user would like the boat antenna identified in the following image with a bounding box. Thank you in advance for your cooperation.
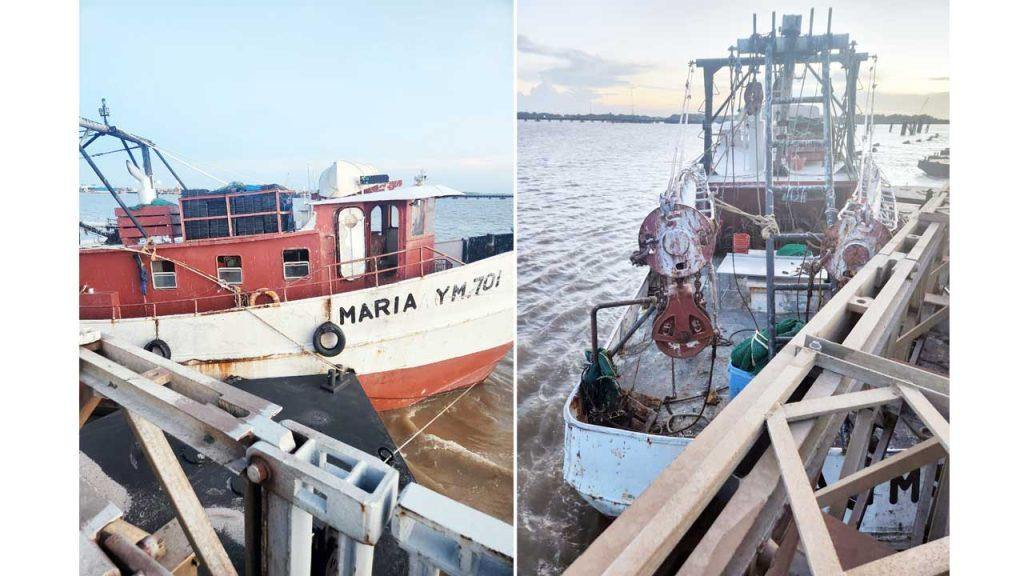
[99,98,111,126]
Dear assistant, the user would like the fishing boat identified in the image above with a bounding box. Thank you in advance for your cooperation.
[79,113,513,411]
[562,11,929,546]
[918,148,950,178]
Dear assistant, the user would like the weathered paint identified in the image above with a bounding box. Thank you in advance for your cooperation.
[563,279,919,540]
[82,252,514,411]
[564,394,920,540]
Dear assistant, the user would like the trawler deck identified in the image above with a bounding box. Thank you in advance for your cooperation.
[605,211,946,450]
[610,261,801,438]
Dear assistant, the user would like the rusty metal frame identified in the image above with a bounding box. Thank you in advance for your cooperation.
[565,192,949,576]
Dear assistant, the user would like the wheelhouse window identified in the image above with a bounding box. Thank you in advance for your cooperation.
[410,198,434,236]
[151,261,177,289]
[283,248,310,279]
[217,255,243,285]
[389,205,400,229]
[370,206,383,233]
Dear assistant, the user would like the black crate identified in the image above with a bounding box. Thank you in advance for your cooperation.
[232,215,265,236]
[207,197,227,217]
[209,218,230,238]
[185,219,209,240]
[182,198,208,218]
[495,232,514,254]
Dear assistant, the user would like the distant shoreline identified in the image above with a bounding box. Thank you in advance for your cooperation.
[517,111,949,125]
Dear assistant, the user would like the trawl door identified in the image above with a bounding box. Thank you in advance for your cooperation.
[336,207,367,279]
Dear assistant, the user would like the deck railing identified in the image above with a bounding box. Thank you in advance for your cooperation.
[80,245,465,321]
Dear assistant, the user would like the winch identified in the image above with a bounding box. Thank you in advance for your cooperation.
[821,198,895,285]
[630,168,719,359]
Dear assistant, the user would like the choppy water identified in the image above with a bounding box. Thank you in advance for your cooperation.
[381,354,514,522]
[515,120,948,574]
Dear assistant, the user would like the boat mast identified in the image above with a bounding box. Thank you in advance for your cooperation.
[764,13,777,355]
[79,100,194,239]
[695,9,867,356]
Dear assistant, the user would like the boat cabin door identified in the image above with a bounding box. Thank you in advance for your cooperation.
[336,207,366,280]
[368,204,401,279]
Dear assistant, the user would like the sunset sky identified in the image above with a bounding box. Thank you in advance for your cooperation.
[518,1,949,118]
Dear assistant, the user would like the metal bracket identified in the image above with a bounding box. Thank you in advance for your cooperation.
[247,420,399,546]
[392,484,513,576]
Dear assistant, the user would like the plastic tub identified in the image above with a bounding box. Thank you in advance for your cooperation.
[728,363,755,399]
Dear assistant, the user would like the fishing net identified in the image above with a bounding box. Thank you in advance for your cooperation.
[776,243,810,257]
[127,197,177,210]
[580,348,620,415]
[730,318,805,374]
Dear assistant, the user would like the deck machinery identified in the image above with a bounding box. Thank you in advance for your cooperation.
[695,9,870,356]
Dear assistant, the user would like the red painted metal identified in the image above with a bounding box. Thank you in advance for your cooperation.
[822,202,893,283]
[732,233,751,254]
[360,342,512,411]
[115,205,181,244]
[651,282,715,359]
[80,197,442,320]
[637,204,716,278]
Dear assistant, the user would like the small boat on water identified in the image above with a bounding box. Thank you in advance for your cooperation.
[918,148,950,178]
[562,11,929,546]
[79,113,513,411]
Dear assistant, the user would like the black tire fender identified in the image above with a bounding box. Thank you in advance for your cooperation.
[313,322,345,357]
[144,338,172,359]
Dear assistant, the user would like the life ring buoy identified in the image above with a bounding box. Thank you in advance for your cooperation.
[249,289,281,307]
[144,338,172,359]
[313,322,346,357]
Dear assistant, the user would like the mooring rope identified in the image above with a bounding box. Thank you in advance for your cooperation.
[385,380,482,464]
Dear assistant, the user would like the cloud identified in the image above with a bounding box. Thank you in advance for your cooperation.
[870,91,949,119]
[518,36,650,90]
[518,82,594,114]
[518,36,654,112]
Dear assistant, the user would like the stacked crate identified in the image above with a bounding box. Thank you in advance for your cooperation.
[115,204,182,244]
[179,185,295,240]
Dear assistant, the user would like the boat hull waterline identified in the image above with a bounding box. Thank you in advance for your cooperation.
[81,252,514,411]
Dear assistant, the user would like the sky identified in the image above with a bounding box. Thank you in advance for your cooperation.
[80,0,513,193]
[518,0,949,118]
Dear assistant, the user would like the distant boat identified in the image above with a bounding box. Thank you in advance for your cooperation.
[918,148,950,178]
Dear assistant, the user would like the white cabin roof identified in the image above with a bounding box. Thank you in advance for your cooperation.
[311,184,464,205]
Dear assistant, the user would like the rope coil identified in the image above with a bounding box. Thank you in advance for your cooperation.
[714,197,781,240]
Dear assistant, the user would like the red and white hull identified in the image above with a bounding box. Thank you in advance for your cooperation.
[80,252,514,411]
